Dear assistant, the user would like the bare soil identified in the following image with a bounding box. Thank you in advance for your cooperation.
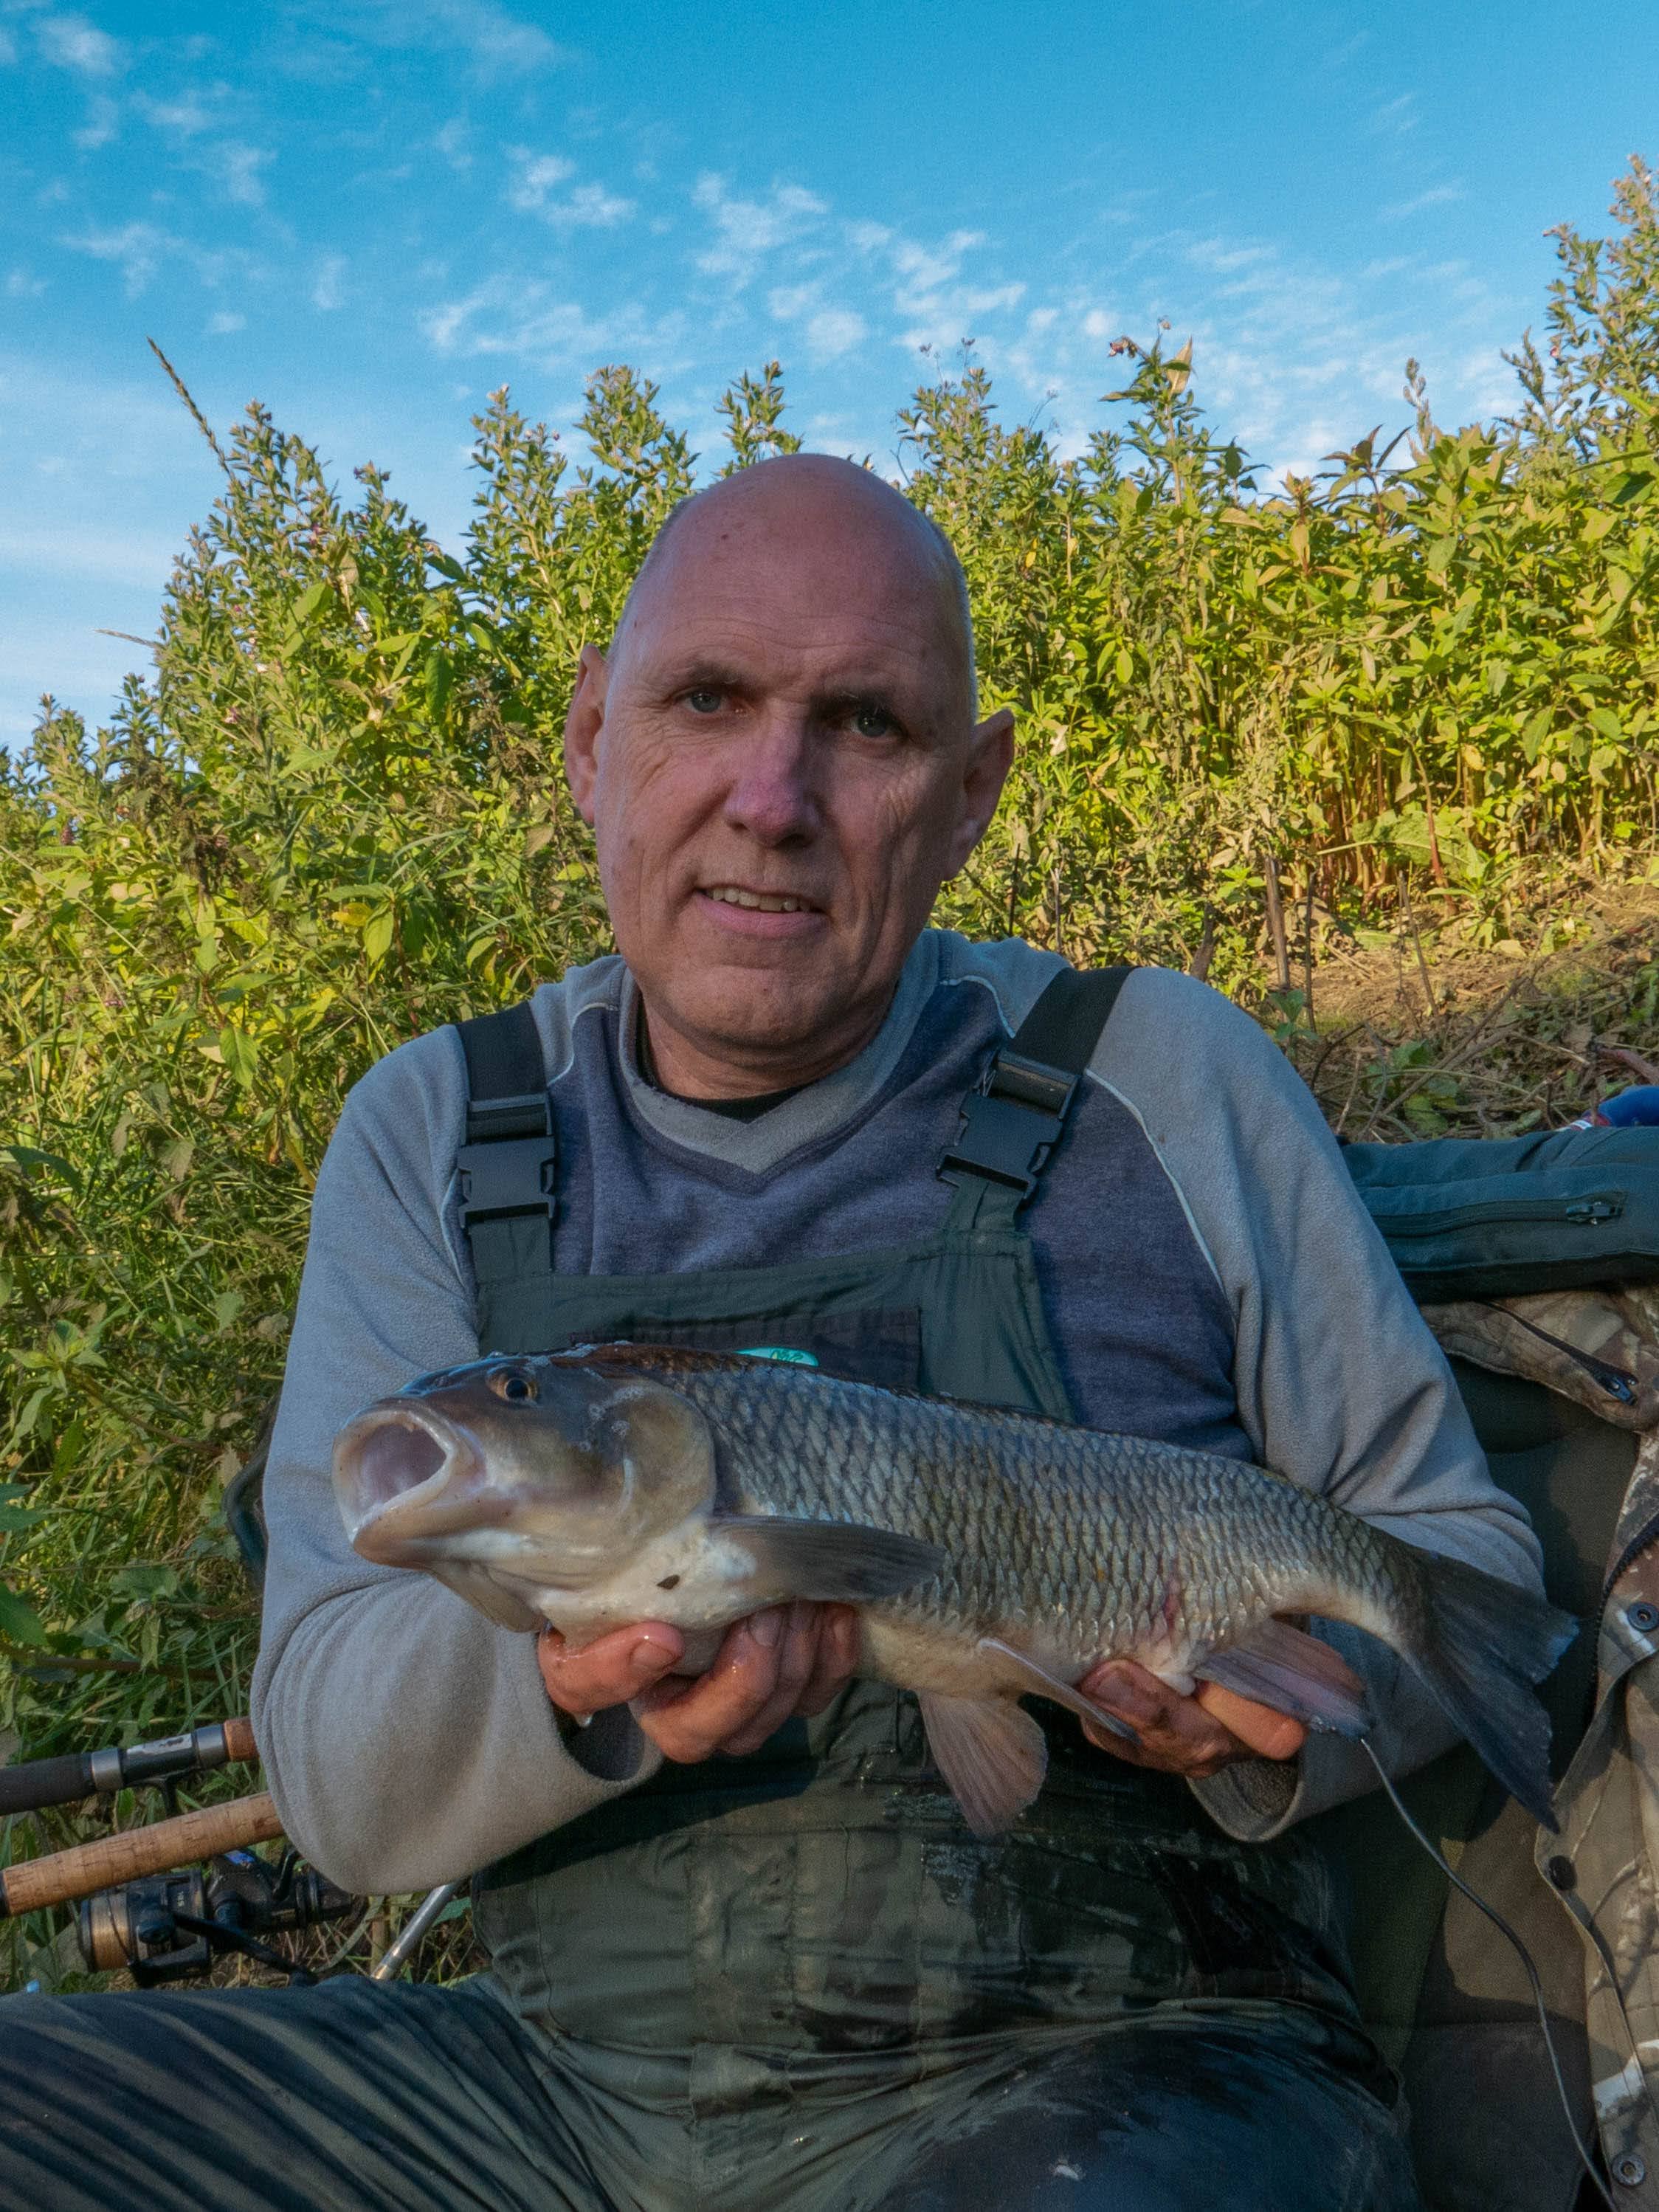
[1276,876,1659,1141]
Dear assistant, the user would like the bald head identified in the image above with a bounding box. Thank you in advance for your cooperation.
[615,454,977,717]
[562,447,1013,1100]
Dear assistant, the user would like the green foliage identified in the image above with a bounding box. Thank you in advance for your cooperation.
[5,168,1659,1972]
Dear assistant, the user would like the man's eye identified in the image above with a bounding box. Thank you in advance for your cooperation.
[849,706,894,738]
[683,688,723,714]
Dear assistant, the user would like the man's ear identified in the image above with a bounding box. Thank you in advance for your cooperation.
[562,644,610,825]
[946,706,1015,874]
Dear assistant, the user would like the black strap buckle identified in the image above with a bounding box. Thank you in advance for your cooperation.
[457,1091,556,1231]
[937,1050,1079,1202]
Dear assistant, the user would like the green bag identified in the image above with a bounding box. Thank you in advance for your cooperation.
[1344,1124,1659,1300]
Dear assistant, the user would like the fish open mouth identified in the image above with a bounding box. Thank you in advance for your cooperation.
[333,1406,487,1560]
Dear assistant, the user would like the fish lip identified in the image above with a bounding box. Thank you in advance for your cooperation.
[333,1404,487,1560]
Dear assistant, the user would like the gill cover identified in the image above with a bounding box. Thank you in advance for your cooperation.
[334,1357,719,1591]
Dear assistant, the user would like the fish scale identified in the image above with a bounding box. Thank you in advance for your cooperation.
[628,1354,1403,1670]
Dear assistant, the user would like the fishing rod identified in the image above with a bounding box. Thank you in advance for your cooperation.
[0,1717,259,1816]
[0,1789,286,1918]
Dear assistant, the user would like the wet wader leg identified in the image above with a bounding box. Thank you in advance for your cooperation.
[861,2016,1421,2212]
[0,1979,625,2212]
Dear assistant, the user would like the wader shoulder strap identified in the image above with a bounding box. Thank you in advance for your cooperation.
[453,999,556,1269]
[938,964,1134,1216]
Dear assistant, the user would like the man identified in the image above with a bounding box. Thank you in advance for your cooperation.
[0,456,1544,2212]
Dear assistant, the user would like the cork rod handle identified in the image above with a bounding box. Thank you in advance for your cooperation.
[0,1792,285,1918]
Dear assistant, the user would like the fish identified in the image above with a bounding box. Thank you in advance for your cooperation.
[333,1343,1576,1837]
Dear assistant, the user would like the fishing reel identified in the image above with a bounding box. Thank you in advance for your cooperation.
[77,1847,357,1988]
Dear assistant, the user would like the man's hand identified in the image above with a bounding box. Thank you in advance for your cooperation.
[538,1602,860,1763]
[1077,1658,1307,1777]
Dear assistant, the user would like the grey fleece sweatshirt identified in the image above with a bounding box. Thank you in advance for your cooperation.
[252,931,1544,1894]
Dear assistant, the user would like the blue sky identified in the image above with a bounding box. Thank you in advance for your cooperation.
[3,0,1658,748]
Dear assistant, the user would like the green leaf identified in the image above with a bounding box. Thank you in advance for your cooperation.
[291,579,331,627]
[1,1145,80,1192]
[362,906,396,963]
[0,1584,46,1647]
[425,648,454,720]
[218,1026,260,1087]
[111,1562,180,1605]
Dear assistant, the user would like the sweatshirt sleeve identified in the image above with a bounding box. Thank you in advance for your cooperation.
[249,1027,661,1895]
[1089,968,1548,1839]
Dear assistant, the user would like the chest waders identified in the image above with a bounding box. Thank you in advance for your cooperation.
[458,969,1359,2058]
[0,967,1421,2212]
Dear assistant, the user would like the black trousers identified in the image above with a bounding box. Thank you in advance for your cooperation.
[0,1974,1420,2212]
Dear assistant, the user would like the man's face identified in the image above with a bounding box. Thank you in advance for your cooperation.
[564,471,1013,1092]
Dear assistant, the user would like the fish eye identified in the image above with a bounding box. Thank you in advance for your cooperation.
[492,1368,539,1405]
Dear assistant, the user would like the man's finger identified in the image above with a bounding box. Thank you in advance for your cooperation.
[1077,1658,1291,1778]
[791,1604,860,1718]
[634,1612,792,1763]
[1194,1680,1308,1763]
[719,1603,832,1754]
[539,1622,683,1717]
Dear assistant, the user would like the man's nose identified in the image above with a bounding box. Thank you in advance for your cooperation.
[720,711,822,845]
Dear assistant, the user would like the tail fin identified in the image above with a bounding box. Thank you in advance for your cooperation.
[1403,1549,1576,1830]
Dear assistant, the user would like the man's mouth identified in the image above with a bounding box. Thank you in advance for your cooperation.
[700,884,818,914]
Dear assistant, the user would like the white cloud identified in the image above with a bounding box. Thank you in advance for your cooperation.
[356,0,562,78]
[207,310,246,335]
[66,221,176,297]
[889,232,984,300]
[766,283,866,363]
[0,28,16,66]
[435,117,471,171]
[427,0,561,73]
[551,182,633,230]
[506,150,574,210]
[804,306,866,362]
[506,151,632,231]
[1369,93,1417,137]
[312,254,347,311]
[1381,183,1465,222]
[138,92,215,137]
[206,139,270,207]
[35,13,125,77]
[692,174,828,283]
[72,94,118,150]
[6,268,46,298]
[418,278,680,373]
[63,221,249,299]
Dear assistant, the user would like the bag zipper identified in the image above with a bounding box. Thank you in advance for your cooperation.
[1368,1190,1627,1236]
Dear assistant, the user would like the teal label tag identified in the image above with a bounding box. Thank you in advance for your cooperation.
[737,1346,820,1367]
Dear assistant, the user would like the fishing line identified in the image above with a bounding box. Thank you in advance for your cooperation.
[1358,1737,1617,2212]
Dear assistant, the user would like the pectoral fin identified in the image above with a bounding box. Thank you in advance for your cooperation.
[428,1560,545,1633]
[976,1636,1140,1744]
[713,1515,946,1605]
[1194,1618,1373,1736]
[919,1692,1049,1838]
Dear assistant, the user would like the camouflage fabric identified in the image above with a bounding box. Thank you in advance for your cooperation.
[1542,1423,1659,2205]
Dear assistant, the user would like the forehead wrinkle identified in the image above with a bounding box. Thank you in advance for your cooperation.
[612,461,977,716]
[621,601,959,713]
